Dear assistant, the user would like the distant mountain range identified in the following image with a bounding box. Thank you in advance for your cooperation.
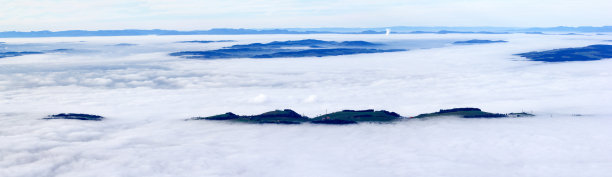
[1,26,611,38]
[170,39,404,59]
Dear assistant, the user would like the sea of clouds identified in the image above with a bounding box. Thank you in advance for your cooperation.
[1,33,612,177]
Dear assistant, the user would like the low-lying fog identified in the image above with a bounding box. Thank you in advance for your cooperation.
[1,33,611,177]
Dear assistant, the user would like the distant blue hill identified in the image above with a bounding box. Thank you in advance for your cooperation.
[453,39,508,44]
[522,26,612,32]
[2,26,611,38]
[111,43,137,46]
[0,49,72,59]
[253,26,612,33]
[524,32,545,34]
[517,44,612,62]
[251,48,405,58]
[178,40,236,43]
[228,39,381,49]
[170,39,404,59]
[0,51,44,58]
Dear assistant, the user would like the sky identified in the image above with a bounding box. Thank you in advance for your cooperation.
[1,0,612,31]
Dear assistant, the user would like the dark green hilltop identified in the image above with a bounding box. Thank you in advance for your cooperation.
[192,109,310,124]
[41,108,535,123]
[192,109,401,124]
[191,108,534,124]
[43,113,104,121]
[311,110,401,124]
[413,108,534,118]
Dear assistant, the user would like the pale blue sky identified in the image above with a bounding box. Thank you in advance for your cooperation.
[1,0,611,31]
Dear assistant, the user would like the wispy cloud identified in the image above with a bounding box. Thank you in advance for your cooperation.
[1,0,611,31]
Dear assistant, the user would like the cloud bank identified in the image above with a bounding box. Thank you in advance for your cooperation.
[1,33,612,176]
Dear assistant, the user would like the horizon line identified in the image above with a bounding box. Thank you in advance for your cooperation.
[2,26,612,33]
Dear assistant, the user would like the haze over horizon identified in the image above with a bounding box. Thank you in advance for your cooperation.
[2,0,611,31]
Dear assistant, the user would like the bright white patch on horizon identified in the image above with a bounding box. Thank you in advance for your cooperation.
[303,95,317,103]
[249,94,268,104]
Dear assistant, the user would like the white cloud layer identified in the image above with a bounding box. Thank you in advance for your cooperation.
[1,114,612,177]
[1,33,612,176]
